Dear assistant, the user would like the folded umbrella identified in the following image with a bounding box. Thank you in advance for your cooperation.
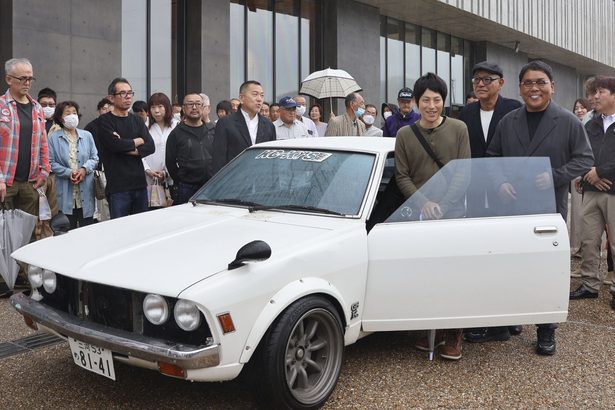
[1,208,37,289]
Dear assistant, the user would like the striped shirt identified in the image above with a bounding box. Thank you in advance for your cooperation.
[0,90,50,185]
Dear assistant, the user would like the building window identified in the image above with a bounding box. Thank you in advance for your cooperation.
[436,32,451,107]
[121,0,172,102]
[386,18,404,103]
[405,23,421,90]
[450,36,465,107]
[380,17,473,106]
[230,0,320,103]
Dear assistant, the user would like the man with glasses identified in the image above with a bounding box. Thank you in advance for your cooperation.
[97,77,154,219]
[0,58,51,297]
[37,87,57,133]
[460,62,522,344]
[0,58,50,215]
[213,80,276,173]
[487,60,593,356]
[166,93,214,204]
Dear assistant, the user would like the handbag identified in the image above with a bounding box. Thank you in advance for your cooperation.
[148,178,170,208]
[94,170,106,200]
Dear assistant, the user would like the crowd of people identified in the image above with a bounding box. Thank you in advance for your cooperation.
[1,56,614,364]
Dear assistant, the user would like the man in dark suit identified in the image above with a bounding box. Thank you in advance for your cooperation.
[460,62,523,344]
[212,80,276,173]
[460,61,522,218]
[487,60,594,356]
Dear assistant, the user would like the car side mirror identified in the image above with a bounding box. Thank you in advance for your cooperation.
[228,240,272,270]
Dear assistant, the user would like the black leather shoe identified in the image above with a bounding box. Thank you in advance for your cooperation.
[611,295,615,311]
[536,327,556,356]
[569,285,599,300]
[464,326,510,343]
[508,325,523,336]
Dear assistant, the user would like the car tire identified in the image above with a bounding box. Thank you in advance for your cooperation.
[253,295,344,409]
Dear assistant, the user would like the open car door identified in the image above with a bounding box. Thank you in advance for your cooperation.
[362,157,570,331]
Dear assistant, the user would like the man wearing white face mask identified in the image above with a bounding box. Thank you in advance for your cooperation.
[294,95,320,137]
[362,104,383,137]
[38,87,57,133]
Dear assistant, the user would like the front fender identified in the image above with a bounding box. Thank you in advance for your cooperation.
[239,277,349,363]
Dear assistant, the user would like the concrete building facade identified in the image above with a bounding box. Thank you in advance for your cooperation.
[1,0,613,123]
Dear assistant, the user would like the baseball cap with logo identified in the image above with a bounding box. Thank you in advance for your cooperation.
[278,96,298,109]
[397,87,413,100]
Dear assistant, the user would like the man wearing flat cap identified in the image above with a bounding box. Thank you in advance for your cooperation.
[459,61,522,344]
[383,87,421,138]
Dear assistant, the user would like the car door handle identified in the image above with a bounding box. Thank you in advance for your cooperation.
[534,226,558,234]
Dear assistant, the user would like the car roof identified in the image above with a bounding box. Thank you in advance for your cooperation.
[254,137,395,154]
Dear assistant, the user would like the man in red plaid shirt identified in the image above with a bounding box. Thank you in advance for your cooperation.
[0,58,50,216]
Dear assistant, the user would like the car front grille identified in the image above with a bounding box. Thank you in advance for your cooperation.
[40,274,212,346]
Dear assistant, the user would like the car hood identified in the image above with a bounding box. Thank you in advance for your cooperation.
[12,205,339,297]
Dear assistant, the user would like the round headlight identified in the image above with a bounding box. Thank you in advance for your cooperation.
[143,294,169,325]
[27,265,43,288]
[174,299,201,331]
[42,270,57,293]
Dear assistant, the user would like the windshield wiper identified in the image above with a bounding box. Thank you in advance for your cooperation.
[249,204,345,216]
[192,198,263,208]
[192,199,344,216]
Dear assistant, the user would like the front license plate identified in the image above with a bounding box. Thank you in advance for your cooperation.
[68,337,116,381]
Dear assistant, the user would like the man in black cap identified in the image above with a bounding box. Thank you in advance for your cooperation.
[459,61,522,344]
[382,87,420,138]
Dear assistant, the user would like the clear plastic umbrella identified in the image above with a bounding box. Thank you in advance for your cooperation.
[299,68,362,115]
[0,209,37,289]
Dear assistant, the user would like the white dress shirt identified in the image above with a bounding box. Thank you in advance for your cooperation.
[603,113,615,133]
[241,109,259,145]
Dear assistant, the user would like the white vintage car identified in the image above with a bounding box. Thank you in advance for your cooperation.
[10,137,569,409]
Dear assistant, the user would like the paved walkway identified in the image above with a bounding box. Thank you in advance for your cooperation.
[0,266,613,408]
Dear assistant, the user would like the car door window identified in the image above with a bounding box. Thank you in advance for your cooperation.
[385,157,556,222]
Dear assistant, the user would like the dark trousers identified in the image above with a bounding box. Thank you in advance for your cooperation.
[175,182,202,205]
[107,188,148,219]
[67,207,94,230]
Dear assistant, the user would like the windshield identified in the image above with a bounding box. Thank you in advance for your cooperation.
[386,157,556,222]
[196,148,376,216]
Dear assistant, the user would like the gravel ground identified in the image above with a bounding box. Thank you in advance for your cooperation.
[1,257,614,409]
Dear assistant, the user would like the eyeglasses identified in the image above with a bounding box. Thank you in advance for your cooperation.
[113,90,135,98]
[472,76,500,85]
[7,75,36,84]
[183,102,203,108]
[520,80,551,88]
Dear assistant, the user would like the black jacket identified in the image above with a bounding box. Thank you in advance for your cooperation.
[583,116,615,195]
[458,95,521,216]
[165,122,214,186]
[212,111,276,173]
[459,95,522,158]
